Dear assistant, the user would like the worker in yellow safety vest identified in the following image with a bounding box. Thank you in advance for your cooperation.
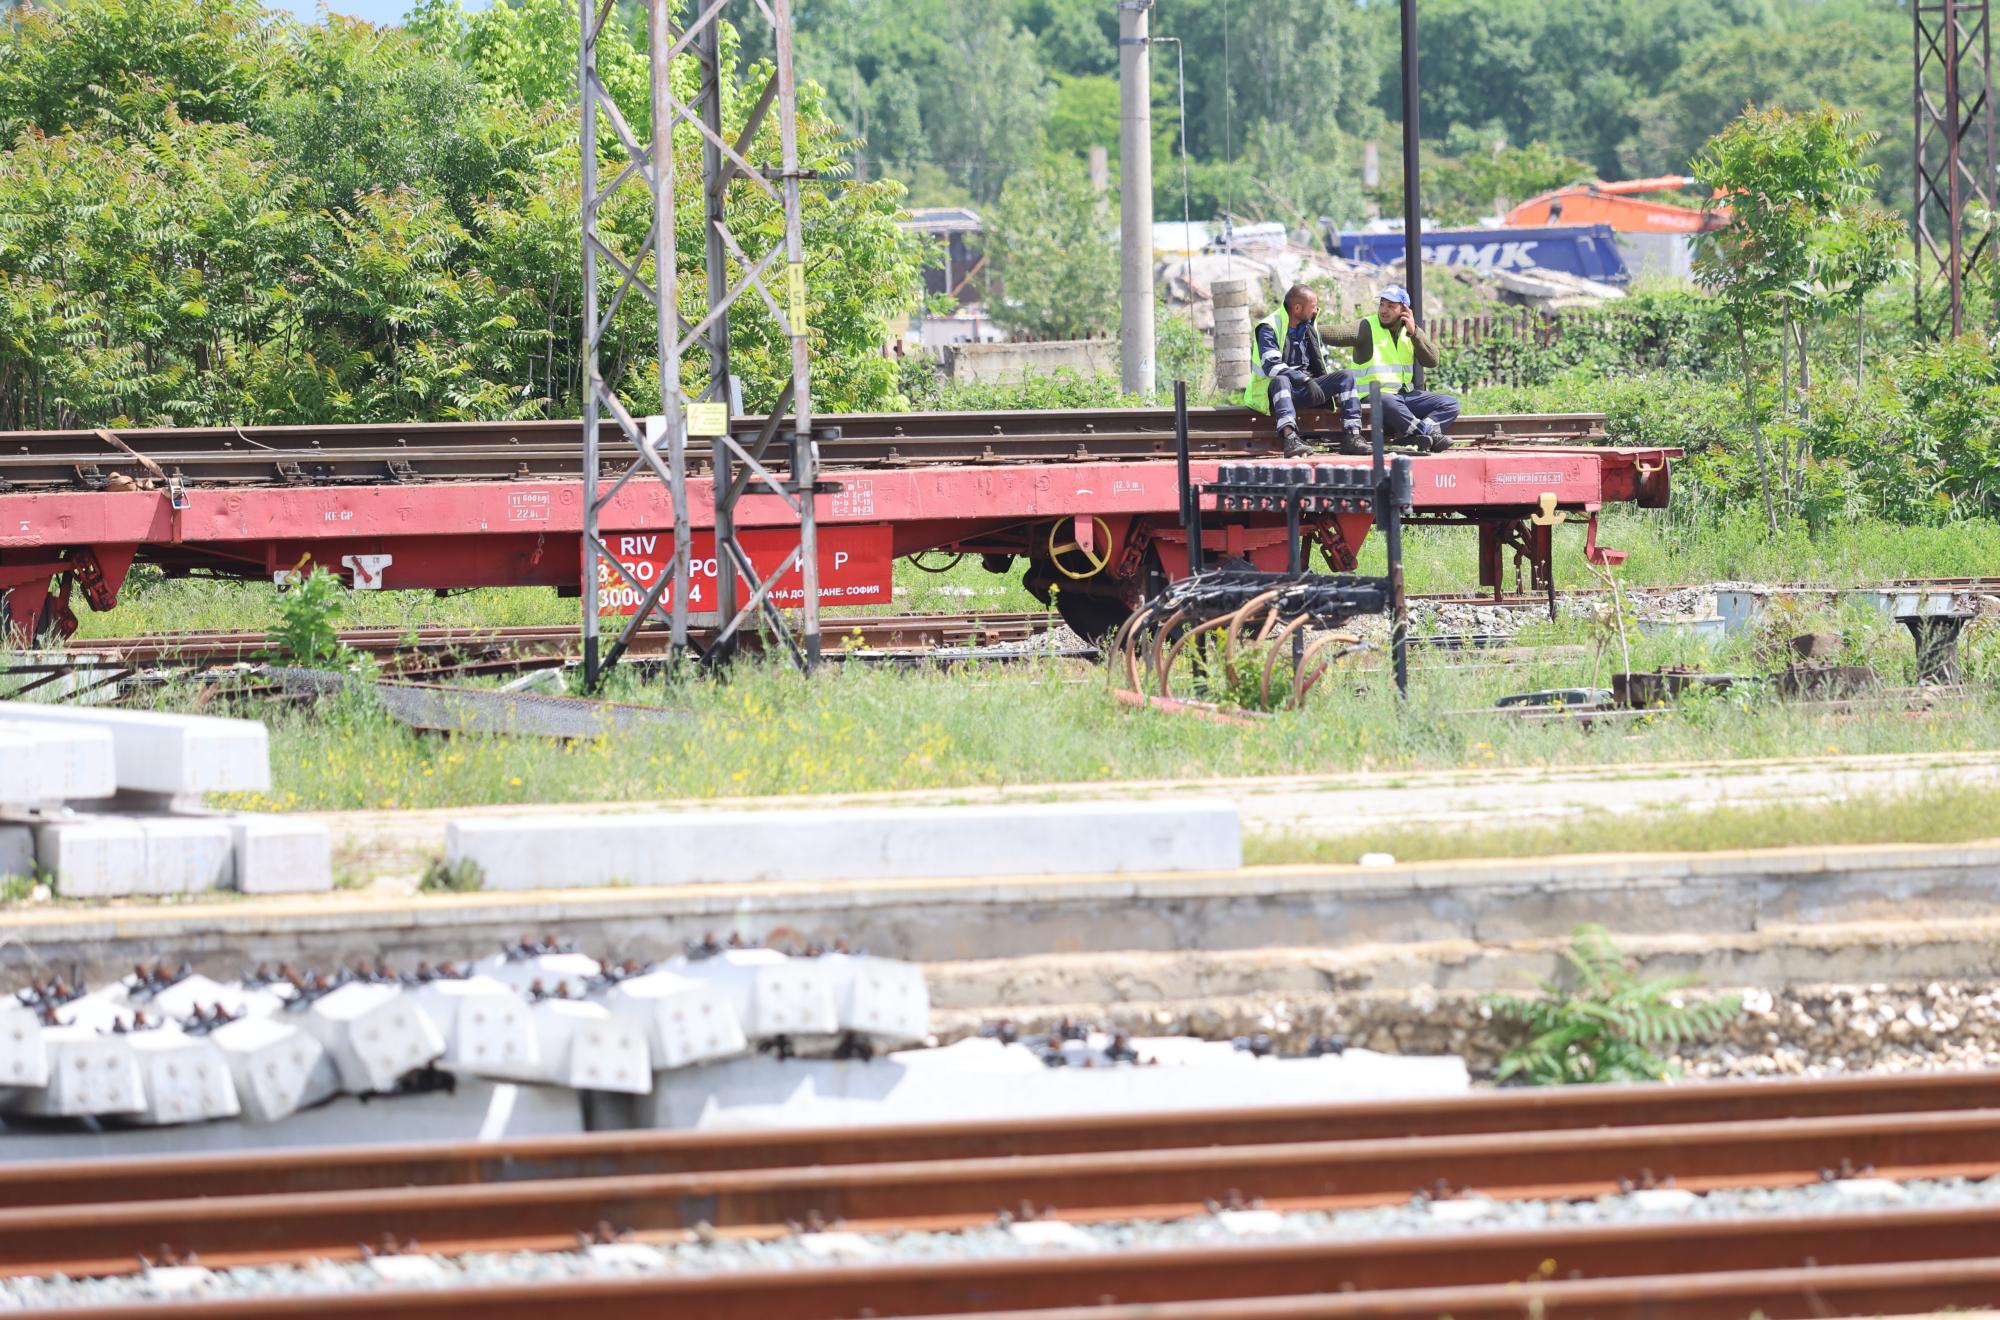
[1319,285,1459,452]
[1244,283,1363,458]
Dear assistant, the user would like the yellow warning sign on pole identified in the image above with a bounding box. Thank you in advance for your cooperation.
[687,402,728,436]
[787,262,807,332]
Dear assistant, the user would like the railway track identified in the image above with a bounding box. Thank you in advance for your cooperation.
[58,612,1063,670]
[2,1070,1998,1318]
[0,409,1613,490]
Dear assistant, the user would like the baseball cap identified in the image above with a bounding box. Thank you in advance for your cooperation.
[1377,285,1412,306]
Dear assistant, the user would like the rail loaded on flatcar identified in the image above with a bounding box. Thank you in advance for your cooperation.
[0,406,1672,644]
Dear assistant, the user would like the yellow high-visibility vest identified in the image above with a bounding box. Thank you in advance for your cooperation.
[1352,313,1416,395]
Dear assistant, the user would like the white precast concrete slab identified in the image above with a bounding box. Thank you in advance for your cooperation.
[446,800,1243,890]
[12,1026,145,1117]
[0,720,115,805]
[0,1004,47,1088]
[0,825,30,882]
[667,950,838,1039]
[297,983,444,1094]
[128,1030,240,1125]
[529,998,651,1094]
[0,1078,583,1158]
[0,702,269,795]
[643,1039,1467,1131]
[138,818,234,894]
[35,818,146,898]
[819,953,929,1045]
[210,1015,338,1123]
[229,817,333,894]
[597,970,747,1070]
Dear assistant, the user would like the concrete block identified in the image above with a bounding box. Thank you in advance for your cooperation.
[638,1039,1468,1132]
[228,817,333,894]
[1007,1221,1095,1251]
[0,1004,48,1089]
[0,702,268,796]
[408,976,541,1081]
[138,818,234,895]
[35,818,146,898]
[140,1266,216,1297]
[0,825,31,883]
[297,983,444,1094]
[598,969,747,1070]
[11,1026,145,1117]
[0,720,116,805]
[447,800,1243,891]
[210,1016,338,1123]
[820,953,929,1046]
[0,1078,581,1158]
[669,950,837,1041]
[128,1030,240,1125]
[529,999,651,1094]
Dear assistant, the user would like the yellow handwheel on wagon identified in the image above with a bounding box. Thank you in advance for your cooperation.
[1048,516,1112,579]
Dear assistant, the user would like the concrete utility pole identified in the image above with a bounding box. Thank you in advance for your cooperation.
[1118,0,1155,394]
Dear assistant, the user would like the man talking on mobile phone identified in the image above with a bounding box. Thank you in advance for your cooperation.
[1320,285,1460,452]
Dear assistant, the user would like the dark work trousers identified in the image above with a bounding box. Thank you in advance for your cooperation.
[1268,371,1360,433]
[1380,389,1461,439]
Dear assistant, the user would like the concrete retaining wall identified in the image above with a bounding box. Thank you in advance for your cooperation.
[9,838,2000,988]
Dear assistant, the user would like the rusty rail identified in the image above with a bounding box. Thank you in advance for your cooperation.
[6,1107,2000,1276]
[6,1070,1993,1210]
[15,1205,2000,1319]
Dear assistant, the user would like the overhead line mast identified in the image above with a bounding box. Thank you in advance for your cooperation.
[577,0,821,686]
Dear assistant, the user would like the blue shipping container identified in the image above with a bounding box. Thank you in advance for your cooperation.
[1334,224,1629,285]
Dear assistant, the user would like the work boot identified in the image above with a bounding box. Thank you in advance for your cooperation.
[1278,422,1310,459]
[1418,419,1453,453]
[1337,426,1369,456]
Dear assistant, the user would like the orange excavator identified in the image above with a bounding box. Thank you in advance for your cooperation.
[1504,176,1729,234]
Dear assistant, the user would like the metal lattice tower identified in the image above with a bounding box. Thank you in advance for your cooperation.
[1914,0,1998,337]
[578,0,820,685]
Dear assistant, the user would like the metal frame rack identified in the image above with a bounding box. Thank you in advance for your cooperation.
[577,0,821,685]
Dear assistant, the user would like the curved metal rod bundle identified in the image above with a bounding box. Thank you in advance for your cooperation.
[1109,575,1365,712]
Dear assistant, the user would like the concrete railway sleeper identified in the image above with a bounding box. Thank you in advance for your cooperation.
[5,1106,2000,1277]
[12,1204,2000,1319]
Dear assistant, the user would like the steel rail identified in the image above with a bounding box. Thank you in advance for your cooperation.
[892,1258,2000,1320]
[59,612,1062,667]
[0,410,1614,489]
[13,1203,2000,1319]
[5,1070,1992,1211]
[4,1108,1999,1276]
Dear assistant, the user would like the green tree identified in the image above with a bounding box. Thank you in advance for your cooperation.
[986,155,1116,339]
[1629,4,1906,202]
[1693,102,1895,529]
[1047,73,1117,159]
[1420,130,1594,225]
[0,0,927,427]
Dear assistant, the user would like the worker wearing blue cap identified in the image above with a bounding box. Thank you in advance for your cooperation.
[1320,285,1460,452]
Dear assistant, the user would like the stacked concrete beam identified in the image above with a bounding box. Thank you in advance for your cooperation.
[0,941,935,1131]
[446,800,1244,891]
[0,701,331,896]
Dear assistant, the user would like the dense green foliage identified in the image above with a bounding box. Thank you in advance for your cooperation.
[0,0,927,429]
[800,0,1911,225]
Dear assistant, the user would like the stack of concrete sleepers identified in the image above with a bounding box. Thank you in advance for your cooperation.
[0,701,330,896]
[0,942,935,1132]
